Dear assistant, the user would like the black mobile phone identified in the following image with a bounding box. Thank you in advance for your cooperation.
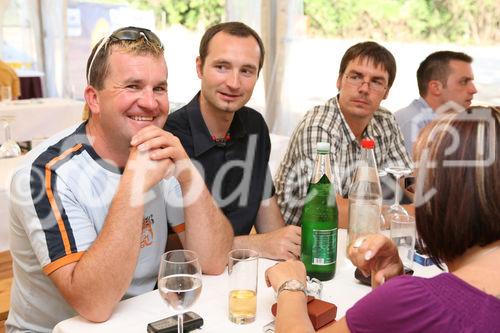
[354,267,414,286]
[404,175,415,189]
[147,311,203,333]
[354,268,371,286]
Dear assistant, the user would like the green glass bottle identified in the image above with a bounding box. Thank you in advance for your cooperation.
[300,142,338,281]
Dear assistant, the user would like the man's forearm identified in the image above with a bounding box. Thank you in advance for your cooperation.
[52,171,146,321]
[275,292,314,333]
[255,196,286,233]
[233,234,265,256]
[180,172,233,275]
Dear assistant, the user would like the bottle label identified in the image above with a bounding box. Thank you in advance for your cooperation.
[354,166,379,182]
[312,228,337,265]
[348,201,381,234]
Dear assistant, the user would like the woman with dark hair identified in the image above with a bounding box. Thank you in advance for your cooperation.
[266,106,500,333]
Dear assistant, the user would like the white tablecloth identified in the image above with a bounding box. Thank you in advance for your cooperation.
[0,155,26,251]
[53,230,442,333]
[0,98,84,143]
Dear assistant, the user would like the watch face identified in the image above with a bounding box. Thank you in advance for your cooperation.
[287,280,303,289]
[281,279,305,292]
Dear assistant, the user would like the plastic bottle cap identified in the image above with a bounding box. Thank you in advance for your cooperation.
[316,142,330,153]
[360,138,375,149]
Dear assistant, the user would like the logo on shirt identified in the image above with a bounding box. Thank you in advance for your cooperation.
[140,214,155,248]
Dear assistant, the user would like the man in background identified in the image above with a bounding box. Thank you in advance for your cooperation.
[165,22,301,260]
[395,51,477,155]
[275,41,412,227]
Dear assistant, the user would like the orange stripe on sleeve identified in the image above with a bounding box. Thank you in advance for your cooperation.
[43,252,84,275]
[171,223,185,234]
[45,144,83,256]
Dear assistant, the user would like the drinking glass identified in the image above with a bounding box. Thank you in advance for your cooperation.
[378,169,387,178]
[158,250,202,333]
[384,165,412,217]
[228,249,259,324]
[0,116,21,158]
[390,214,416,269]
[306,276,323,298]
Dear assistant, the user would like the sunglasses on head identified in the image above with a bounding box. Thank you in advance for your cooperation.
[86,26,164,84]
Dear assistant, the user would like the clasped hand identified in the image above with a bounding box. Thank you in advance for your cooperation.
[126,125,194,192]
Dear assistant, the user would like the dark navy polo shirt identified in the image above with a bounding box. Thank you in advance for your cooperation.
[164,93,275,236]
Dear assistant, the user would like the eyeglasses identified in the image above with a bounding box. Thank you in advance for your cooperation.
[86,26,164,84]
[344,73,387,93]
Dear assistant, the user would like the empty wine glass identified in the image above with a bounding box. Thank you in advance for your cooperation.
[0,116,21,158]
[158,250,202,333]
[378,168,387,177]
[384,165,413,217]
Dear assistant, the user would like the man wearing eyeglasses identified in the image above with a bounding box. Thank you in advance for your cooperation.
[6,26,233,332]
[165,22,301,261]
[395,51,477,156]
[275,41,412,227]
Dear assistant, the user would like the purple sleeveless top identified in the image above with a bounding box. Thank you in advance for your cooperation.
[346,273,500,333]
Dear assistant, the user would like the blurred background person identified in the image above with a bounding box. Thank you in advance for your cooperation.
[395,51,477,155]
[0,59,21,100]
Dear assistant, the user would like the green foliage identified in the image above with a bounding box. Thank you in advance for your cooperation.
[128,0,224,31]
[127,0,499,43]
[303,0,500,43]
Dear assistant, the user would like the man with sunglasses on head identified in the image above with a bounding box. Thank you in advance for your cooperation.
[6,26,233,333]
[275,41,412,228]
[165,22,301,261]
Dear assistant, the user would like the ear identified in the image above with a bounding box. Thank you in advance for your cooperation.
[84,85,100,116]
[428,80,442,96]
[336,75,342,91]
[196,56,203,79]
[382,87,390,100]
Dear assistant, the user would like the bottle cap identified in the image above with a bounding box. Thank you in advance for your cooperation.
[316,142,330,153]
[360,138,375,149]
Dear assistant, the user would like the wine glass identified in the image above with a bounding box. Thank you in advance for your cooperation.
[158,250,202,333]
[384,165,413,217]
[0,116,21,158]
[378,169,387,177]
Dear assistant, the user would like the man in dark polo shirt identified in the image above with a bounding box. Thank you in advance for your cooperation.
[165,22,301,260]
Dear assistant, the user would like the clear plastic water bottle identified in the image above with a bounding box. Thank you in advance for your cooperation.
[347,138,382,247]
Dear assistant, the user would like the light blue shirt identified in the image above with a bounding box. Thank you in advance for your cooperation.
[7,123,184,333]
[394,97,436,156]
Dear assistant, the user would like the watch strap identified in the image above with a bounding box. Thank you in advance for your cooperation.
[277,279,307,297]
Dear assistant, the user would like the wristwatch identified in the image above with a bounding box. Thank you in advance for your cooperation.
[277,279,307,296]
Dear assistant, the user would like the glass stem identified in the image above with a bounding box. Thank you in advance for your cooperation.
[177,313,183,333]
[5,123,12,141]
[1,121,8,142]
[394,175,401,206]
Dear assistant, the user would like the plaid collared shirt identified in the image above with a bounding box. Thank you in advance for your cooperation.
[274,96,413,226]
